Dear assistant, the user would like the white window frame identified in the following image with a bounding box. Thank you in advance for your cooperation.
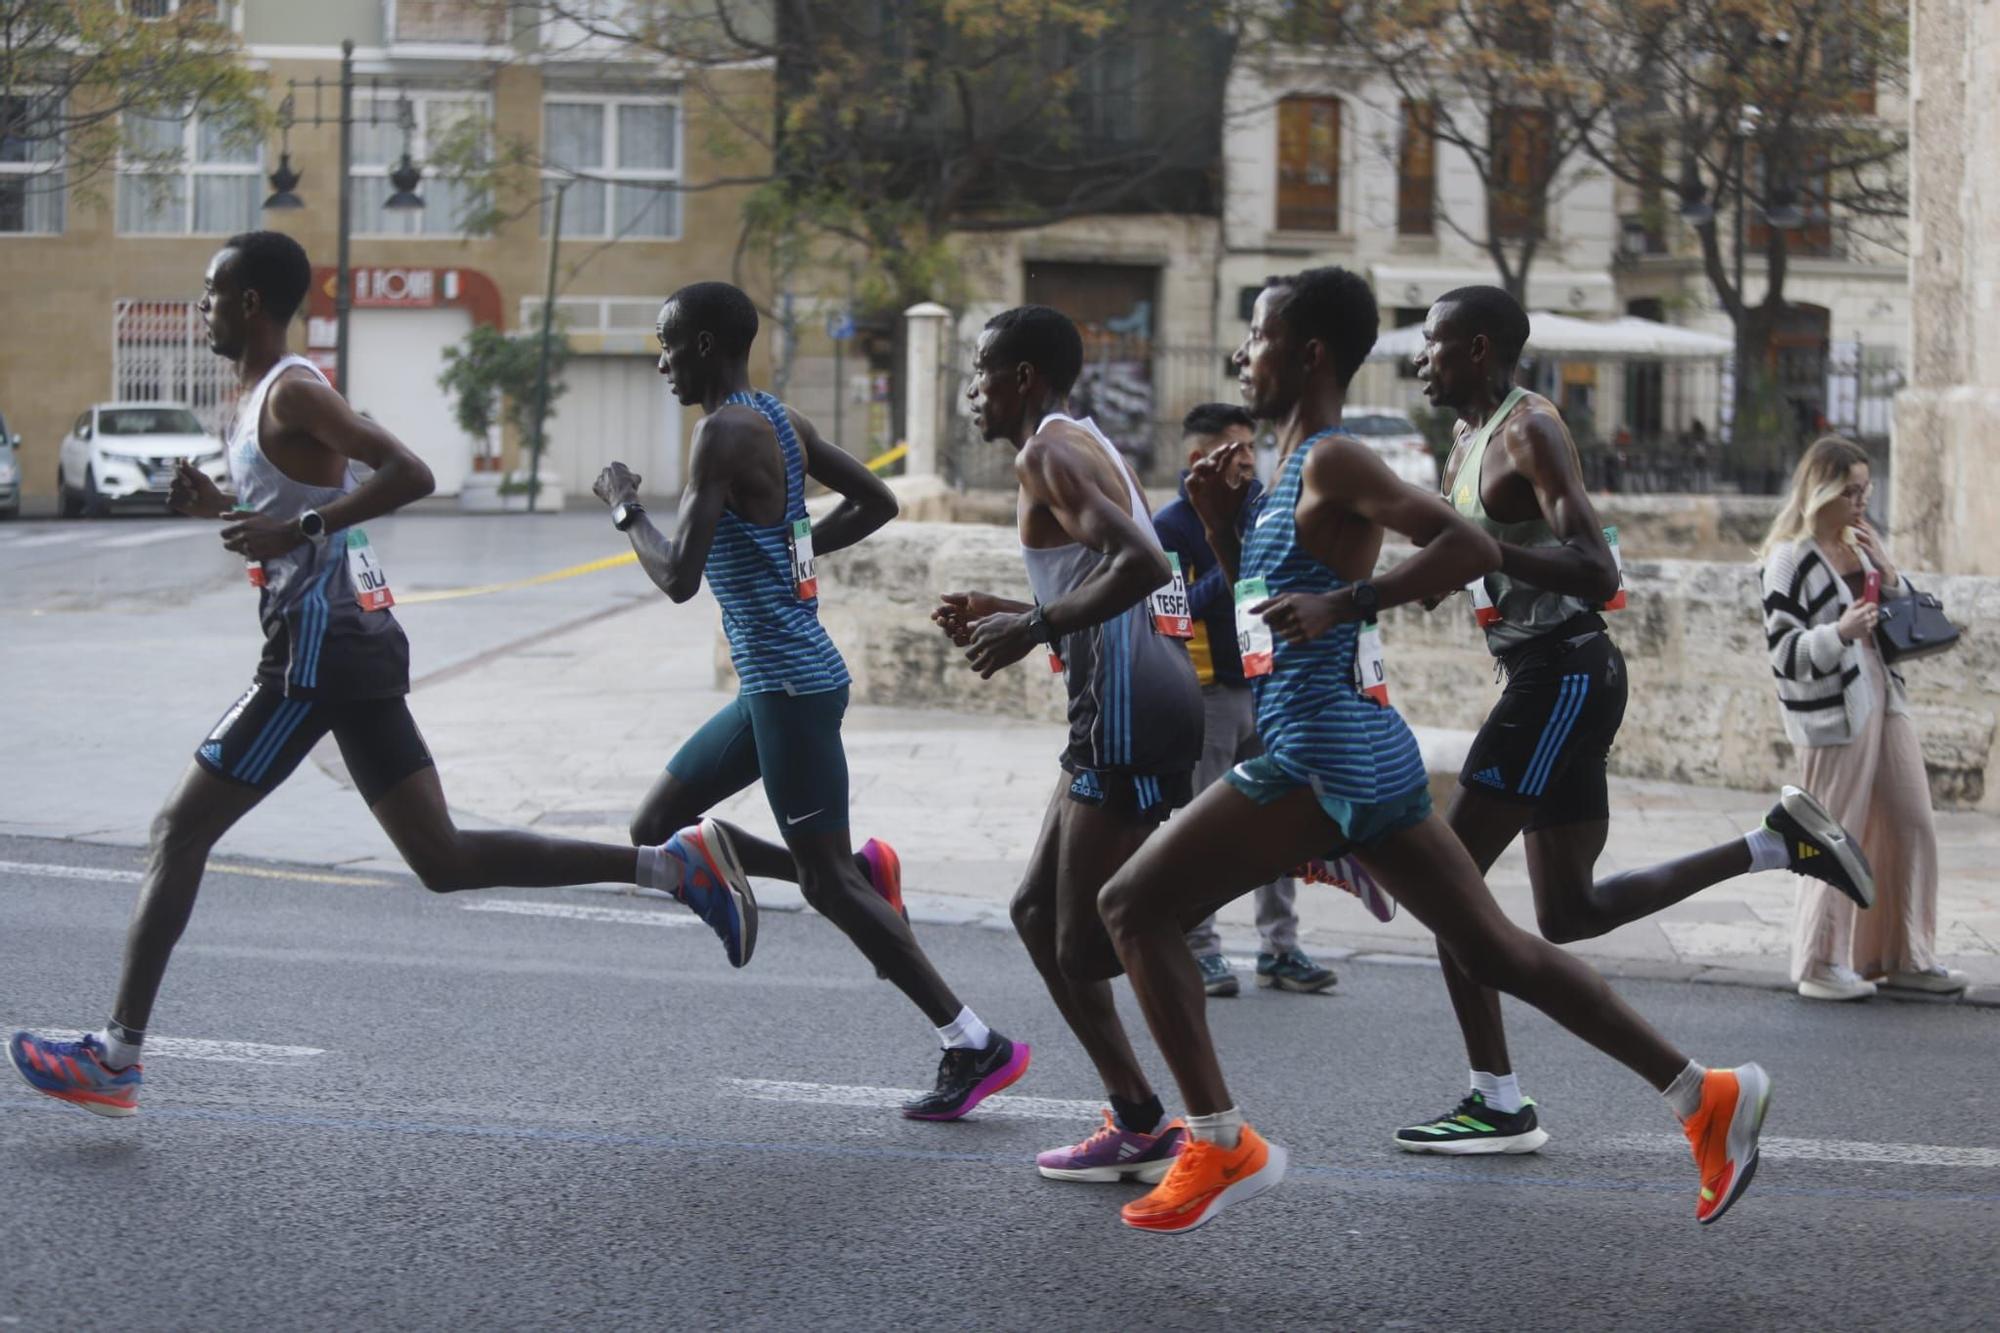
[541,93,683,242]
[346,87,494,239]
[0,87,66,238]
[115,104,262,238]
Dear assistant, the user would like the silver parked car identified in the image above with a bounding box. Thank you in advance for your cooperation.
[1343,406,1440,492]
[0,405,20,518]
[57,403,228,517]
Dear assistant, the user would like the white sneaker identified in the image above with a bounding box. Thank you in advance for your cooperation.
[1798,965,1877,1001]
[1881,965,1969,994]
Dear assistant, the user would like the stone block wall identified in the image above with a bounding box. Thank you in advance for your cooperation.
[724,521,1999,810]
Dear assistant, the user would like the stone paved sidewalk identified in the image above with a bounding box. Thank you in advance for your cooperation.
[379,592,2000,1002]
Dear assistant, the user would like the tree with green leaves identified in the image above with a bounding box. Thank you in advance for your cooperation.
[437,322,572,464]
[0,0,263,223]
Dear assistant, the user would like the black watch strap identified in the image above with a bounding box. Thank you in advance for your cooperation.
[612,500,645,531]
[1027,604,1054,645]
[1351,580,1380,616]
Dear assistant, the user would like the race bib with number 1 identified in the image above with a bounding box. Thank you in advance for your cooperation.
[1234,577,1274,678]
[1149,553,1193,638]
[789,518,818,600]
[346,528,394,612]
[1468,575,1500,628]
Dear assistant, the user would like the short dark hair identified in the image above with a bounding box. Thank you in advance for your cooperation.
[1263,267,1378,389]
[1434,285,1531,365]
[983,305,1083,397]
[663,281,760,358]
[223,230,312,323]
[1182,402,1254,438]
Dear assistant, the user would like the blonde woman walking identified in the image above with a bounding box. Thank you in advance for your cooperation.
[1758,436,1968,1000]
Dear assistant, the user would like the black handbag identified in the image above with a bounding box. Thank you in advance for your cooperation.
[1876,582,1959,663]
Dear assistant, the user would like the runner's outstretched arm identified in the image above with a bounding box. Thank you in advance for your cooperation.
[217,376,436,558]
[1493,410,1620,602]
[603,414,737,604]
[791,407,898,557]
[961,435,1173,678]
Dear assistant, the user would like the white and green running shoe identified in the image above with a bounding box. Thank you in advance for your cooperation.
[1394,1092,1548,1155]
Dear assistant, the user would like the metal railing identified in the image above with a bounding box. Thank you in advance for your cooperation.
[111,300,236,437]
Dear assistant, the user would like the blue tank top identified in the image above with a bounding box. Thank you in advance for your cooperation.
[707,390,849,697]
[1242,433,1426,802]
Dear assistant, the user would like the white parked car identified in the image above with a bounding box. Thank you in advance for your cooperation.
[1344,406,1440,493]
[58,403,227,517]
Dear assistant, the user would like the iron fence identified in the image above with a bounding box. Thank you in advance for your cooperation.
[111,300,237,437]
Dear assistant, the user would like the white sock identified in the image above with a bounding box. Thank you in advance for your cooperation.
[637,843,685,895]
[1663,1060,1707,1122]
[98,1028,143,1071]
[1744,826,1789,873]
[1471,1069,1525,1114]
[1185,1106,1245,1148]
[935,1006,991,1051]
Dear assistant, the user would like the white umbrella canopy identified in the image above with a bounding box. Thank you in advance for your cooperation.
[1368,312,1734,362]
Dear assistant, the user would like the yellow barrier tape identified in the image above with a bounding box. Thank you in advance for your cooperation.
[398,550,638,605]
[866,441,909,472]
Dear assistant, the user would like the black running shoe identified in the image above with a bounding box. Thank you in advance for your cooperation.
[1394,1093,1549,1155]
[1767,785,1875,909]
[900,1034,1032,1121]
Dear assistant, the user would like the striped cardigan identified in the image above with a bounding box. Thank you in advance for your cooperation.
[1759,537,1907,748]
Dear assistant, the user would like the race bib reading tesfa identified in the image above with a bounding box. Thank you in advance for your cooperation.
[789,518,818,600]
[1353,617,1390,706]
[1234,577,1275,679]
[346,528,394,612]
[1149,553,1193,639]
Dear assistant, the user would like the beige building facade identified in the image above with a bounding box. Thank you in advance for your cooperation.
[0,0,770,508]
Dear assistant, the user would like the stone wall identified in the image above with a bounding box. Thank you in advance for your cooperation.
[730,520,2000,810]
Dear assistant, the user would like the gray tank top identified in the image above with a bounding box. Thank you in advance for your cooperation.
[1021,413,1201,776]
[1447,387,1595,656]
[227,355,409,699]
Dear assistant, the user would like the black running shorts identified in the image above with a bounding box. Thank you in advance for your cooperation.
[1457,627,1628,831]
[195,681,435,804]
[1060,763,1195,826]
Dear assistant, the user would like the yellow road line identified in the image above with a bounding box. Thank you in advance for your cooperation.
[398,551,638,605]
[866,442,909,472]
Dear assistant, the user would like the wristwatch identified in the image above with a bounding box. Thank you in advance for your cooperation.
[1026,604,1056,645]
[1350,579,1381,618]
[611,500,646,532]
[298,508,327,547]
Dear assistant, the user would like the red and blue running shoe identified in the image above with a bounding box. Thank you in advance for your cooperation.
[8,1030,142,1118]
[858,837,906,920]
[664,818,758,967]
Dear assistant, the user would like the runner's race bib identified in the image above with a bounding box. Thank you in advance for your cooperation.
[1235,577,1275,678]
[1468,575,1500,628]
[789,518,818,600]
[347,528,394,611]
[1353,617,1389,705]
[1601,525,1626,611]
[1149,553,1193,638]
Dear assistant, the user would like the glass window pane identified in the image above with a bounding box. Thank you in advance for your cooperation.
[194,172,258,233]
[543,103,603,170]
[118,171,187,233]
[349,173,423,234]
[197,113,259,164]
[125,112,187,162]
[613,182,676,238]
[0,170,63,234]
[425,98,485,154]
[615,103,675,172]
[427,176,486,233]
[349,99,402,168]
[544,177,605,236]
[2,94,64,164]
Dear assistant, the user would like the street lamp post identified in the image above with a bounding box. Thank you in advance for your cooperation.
[262,39,426,396]
[525,180,569,515]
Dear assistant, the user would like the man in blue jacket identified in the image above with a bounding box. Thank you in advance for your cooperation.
[1152,403,1336,997]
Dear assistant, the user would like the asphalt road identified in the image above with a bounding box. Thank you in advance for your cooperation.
[2,836,1996,1331]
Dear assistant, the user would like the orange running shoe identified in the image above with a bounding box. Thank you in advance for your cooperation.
[1120,1123,1287,1234]
[1683,1063,1771,1225]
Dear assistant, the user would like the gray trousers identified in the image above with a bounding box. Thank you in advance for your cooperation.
[1183,683,1299,956]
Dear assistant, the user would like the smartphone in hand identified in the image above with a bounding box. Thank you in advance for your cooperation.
[1864,570,1882,605]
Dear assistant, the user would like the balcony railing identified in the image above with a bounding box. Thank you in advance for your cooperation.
[387,0,507,47]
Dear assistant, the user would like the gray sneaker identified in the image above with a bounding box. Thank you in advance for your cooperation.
[1257,949,1337,993]
[1195,952,1239,997]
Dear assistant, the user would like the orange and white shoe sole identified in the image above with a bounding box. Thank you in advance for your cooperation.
[689,818,758,967]
[1123,1139,1289,1235]
[1699,1063,1771,1225]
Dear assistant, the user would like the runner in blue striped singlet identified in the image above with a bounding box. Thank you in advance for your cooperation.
[932,305,1201,1188]
[601,282,1028,1121]
[1395,285,1868,1157]
[9,232,730,1121]
[1094,267,1772,1236]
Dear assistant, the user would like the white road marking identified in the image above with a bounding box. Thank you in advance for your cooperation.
[2,529,98,550]
[722,1078,1101,1122]
[1604,1132,2000,1169]
[461,900,699,928]
[98,524,212,549]
[31,1030,325,1066]
[0,860,142,884]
